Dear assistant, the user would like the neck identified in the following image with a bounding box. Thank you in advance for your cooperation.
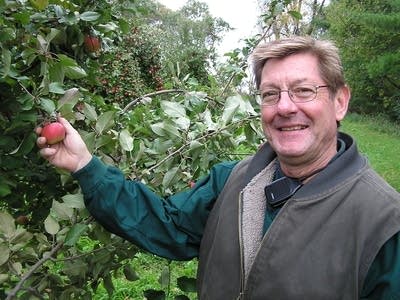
[279,148,337,180]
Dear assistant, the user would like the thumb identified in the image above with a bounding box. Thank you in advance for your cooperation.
[57,117,78,135]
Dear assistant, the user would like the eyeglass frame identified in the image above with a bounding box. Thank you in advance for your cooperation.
[256,84,330,106]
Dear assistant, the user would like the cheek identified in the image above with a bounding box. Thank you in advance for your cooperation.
[260,108,274,125]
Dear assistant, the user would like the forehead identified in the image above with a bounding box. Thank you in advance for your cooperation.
[260,53,321,87]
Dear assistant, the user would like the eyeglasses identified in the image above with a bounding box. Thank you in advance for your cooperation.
[257,84,329,106]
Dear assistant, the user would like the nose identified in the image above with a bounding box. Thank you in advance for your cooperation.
[276,90,297,114]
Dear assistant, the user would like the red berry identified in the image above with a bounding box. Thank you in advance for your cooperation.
[41,122,66,145]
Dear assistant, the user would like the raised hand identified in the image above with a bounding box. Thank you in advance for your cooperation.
[36,117,92,173]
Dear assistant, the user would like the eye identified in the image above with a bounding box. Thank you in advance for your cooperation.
[292,86,315,97]
[261,90,279,100]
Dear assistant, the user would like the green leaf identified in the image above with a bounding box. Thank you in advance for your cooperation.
[221,95,240,125]
[29,0,49,10]
[175,117,191,131]
[189,140,203,150]
[40,98,56,115]
[0,274,9,284]
[288,10,303,20]
[58,87,80,106]
[144,289,165,300]
[57,88,80,118]
[174,296,190,300]
[150,122,166,137]
[162,166,179,188]
[177,276,197,293]
[49,82,65,94]
[58,54,78,67]
[98,22,119,32]
[37,34,48,52]
[1,48,11,77]
[0,183,11,197]
[103,274,114,298]
[123,265,139,281]
[79,11,100,22]
[44,215,60,235]
[163,121,181,139]
[64,66,87,79]
[95,111,115,134]
[21,48,37,66]
[158,265,170,288]
[83,103,97,121]
[9,132,36,156]
[0,245,10,266]
[52,200,73,221]
[161,101,187,118]
[46,28,61,43]
[9,228,33,245]
[119,129,134,152]
[62,193,85,209]
[0,27,16,43]
[202,109,217,131]
[0,211,16,237]
[64,224,88,246]
[13,11,31,25]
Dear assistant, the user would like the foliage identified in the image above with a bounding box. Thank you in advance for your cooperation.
[0,0,263,299]
[325,0,400,121]
[256,0,328,39]
[151,0,232,86]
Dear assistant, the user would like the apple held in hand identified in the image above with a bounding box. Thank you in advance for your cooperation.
[41,122,66,145]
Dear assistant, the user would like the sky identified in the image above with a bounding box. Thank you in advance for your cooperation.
[158,0,259,59]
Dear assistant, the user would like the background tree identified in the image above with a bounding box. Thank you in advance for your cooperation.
[325,0,400,121]
[256,0,328,39]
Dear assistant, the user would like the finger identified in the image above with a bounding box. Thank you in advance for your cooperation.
[35,126,42,135]
[36,136,48,149]
[57,117,77,135]
[39,147,57,159]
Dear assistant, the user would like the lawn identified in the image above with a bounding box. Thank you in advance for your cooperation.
[341,113,400,191]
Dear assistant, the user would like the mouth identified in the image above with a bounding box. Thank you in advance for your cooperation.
[279,125,308,131]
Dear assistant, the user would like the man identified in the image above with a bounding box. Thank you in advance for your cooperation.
[37,36,400,299]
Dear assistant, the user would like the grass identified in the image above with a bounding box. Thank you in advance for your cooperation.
[93,113,399,299]
[341,113,400,191]
[93,252,198,300]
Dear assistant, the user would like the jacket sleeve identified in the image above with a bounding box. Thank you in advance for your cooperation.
[72,156,237,260]
[360,231,400,299]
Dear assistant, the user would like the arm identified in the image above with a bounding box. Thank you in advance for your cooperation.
[37,117,237,260]
[72,157,237,260]
[361,232,400,299]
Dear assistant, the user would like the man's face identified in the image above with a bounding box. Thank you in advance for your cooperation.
[259,52,349,170]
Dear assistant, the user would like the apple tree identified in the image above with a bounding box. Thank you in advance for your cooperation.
[0,0,264,299]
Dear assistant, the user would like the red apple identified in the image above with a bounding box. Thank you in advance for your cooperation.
[84,35,101,53]
[41,122,66,145]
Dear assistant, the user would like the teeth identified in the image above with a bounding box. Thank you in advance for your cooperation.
[280,126,306,131]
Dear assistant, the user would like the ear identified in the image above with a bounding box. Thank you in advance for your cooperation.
[334,85,350,122]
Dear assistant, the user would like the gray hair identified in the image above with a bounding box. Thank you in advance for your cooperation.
[251,36,346,95]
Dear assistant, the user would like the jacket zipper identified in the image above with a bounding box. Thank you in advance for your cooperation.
[237,190,245,300]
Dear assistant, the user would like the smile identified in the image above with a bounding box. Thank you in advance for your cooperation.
[279,125,308,131]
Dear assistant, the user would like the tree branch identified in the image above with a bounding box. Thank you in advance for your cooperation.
[120,89,186,114]
[6,242,64,300]
[147,114,260,173]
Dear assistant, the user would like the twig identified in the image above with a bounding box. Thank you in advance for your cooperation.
[6,242,64,300]
[147,114,259,172]
[120,89,185,114]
